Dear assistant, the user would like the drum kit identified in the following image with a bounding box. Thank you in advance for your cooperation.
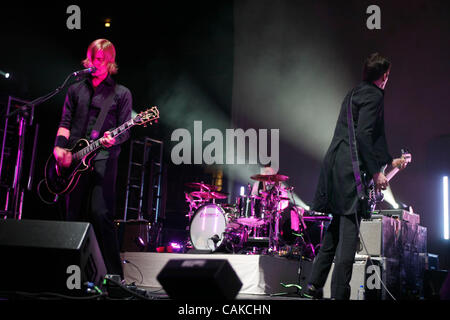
[183,173,316,256]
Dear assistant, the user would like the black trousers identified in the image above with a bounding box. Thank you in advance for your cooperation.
[64,157,123,278]
[308,213,361,299]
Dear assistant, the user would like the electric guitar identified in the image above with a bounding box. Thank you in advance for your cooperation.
[366,148,412,211]
[44,106,159,195]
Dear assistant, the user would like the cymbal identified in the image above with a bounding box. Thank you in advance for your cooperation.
[210,191,228,199]
[185,182,218,191]
[250,174,289,182]
[190,191,212,199]
[190,191,228,200]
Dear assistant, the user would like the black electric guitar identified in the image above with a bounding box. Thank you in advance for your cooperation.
[45,106,159,195]
[366,148,412,211]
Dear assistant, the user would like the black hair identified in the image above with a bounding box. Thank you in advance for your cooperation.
[362,53,391,82]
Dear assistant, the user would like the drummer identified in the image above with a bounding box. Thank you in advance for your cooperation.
[250,166,308,245]
[250,166,289,211]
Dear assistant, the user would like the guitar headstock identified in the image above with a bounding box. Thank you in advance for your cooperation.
[401,148,412,164]
[134,106,160,127]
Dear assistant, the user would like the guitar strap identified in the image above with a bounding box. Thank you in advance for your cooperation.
[346,89,370,218]
[90,90,116,140]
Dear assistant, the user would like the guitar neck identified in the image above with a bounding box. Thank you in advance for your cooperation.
[385,167,400,182]
[368,166,399,187]
[73,118,135,160]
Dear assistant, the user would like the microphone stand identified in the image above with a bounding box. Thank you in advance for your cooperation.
[2,72,85,219]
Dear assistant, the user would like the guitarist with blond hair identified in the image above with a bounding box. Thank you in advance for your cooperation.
[53,39,132,279]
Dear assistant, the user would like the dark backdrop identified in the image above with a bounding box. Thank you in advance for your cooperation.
[0,1,234,240]
[1,1,449,268]
[230,0,450,269]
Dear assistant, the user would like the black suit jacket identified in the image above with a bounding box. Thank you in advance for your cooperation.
[312,81,392,215]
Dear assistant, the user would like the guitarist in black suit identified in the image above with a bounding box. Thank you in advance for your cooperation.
[305,53,407,299]
[53,39,132,279]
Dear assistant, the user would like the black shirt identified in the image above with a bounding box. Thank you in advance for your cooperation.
[59,74,132,159]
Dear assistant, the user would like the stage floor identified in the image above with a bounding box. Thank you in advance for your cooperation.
[120,252,306,297]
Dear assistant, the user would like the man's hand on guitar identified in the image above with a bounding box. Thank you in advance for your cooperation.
[373,172,388,192]
[100,131,116,148]
[53,146,72,168]
[392,157,407,170]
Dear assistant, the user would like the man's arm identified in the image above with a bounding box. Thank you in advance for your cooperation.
[53,127,72,168]
[53,88,75,167]
[373,110,393,168]
[355,89,389,191]
[355,89,383,178]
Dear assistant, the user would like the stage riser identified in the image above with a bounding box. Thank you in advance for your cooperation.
[121,252,301,295]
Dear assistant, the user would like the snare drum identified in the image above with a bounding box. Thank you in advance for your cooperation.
[236,195,267,227]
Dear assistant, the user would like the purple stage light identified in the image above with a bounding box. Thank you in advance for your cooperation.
[168,242,183,253]
[169,242,182,249]
[444,176,449,240]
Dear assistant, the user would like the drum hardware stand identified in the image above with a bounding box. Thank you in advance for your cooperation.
[272,210,282,253]
[267,182,284,253]
[319,220,325,245]
[287,185,316,257]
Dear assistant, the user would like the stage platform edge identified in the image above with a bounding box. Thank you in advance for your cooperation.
[120,252,302,295]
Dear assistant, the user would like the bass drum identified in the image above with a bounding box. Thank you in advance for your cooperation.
[189,204,227,251]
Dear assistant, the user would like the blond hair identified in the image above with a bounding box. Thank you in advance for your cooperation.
[82,39,118,74]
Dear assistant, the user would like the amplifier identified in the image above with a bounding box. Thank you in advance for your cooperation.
[357,216,402,257]
[115,219,151,252]
[374,209,420,225]
[357,215,427,299]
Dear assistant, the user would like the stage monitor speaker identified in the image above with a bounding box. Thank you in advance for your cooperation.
[157,259,242,300]
[0,219,107,296]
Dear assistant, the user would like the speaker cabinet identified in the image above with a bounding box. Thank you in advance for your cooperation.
[0,219,107,296]
[157,259,242,300]
[116,220,151,252]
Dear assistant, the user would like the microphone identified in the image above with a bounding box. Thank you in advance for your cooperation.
[72,67,96,77]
